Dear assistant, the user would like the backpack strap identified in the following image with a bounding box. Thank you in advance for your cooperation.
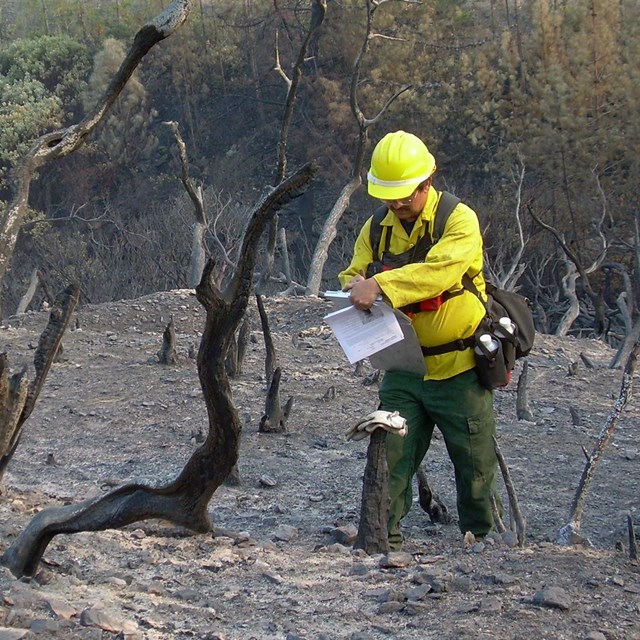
[432,191,460,241]
[369,204,389,261]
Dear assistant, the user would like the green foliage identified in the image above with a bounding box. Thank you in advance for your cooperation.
[0,34,90,198]
[0,75,62,191]
[0,34,90,109]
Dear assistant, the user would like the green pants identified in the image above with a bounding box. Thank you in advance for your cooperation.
[379,368,498,549]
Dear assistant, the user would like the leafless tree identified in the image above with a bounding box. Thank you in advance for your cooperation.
[305,0,412,296]
[257,0,327,293]
[164,120,207,288]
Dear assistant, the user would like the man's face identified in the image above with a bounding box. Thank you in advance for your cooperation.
[381,181,429,222]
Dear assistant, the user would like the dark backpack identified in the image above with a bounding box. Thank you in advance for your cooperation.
[366,192,535,364]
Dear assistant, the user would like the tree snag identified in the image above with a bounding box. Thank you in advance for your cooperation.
[354,429,389,555]
[516,360,534,421]
[0,163,315,578]
[0,284,80,484]
[494,436,526,547]
[258,367,293,434]
[557,336,640,546]
[157,316,177,365]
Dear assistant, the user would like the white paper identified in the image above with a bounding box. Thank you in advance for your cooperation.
[324,301,404,364]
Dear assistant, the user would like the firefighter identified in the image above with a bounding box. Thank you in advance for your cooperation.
[339,130,500,550]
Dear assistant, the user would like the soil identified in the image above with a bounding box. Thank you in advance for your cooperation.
[0,290,639,640]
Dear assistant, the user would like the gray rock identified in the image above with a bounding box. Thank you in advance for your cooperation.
[502,530,519,547]
[532,586,572,611]
[80,605,124,633]
[273,524,298,542]
[584,633,607,640]
[330,524,358,545]
[0,629,30,640]
[30,618,61,633]
[377,601,405,614]
[404,584,431,601]
[480,596,503,612]
[379,551,413,568]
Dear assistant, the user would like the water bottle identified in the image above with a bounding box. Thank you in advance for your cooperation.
[494,316,516,338]
[475,333,499,358]
[493,317,517,371]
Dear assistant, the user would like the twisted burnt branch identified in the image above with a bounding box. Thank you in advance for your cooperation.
[1,163,315,578]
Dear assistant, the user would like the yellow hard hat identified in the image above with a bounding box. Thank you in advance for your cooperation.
[367,131,436,200]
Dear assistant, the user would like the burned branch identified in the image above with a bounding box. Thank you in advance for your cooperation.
[0,284,80,483]
[494,436,526,547]
[557,336,640,546]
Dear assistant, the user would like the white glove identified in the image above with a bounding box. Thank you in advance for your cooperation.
[345,410,408,441]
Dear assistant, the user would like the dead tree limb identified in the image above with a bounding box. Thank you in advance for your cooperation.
[1,163,315,578]
[416,465,451,525]
[629,515,638,561]
[557,336,640,546]
[493,436,526,547]
[0,284,80,483]
[225,315,250,379]
[256,293,277,382]
[163,120,208,287]
[0,0,195,311]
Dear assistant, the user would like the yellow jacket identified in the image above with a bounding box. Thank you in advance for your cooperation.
[338,186,487,380]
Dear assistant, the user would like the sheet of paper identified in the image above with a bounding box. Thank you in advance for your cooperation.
[323,301,404,364]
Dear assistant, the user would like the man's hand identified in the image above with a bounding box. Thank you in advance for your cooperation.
[343,276,382,311]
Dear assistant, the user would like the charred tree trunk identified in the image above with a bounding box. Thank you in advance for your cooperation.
[258,367,293,433]
[354,429,389,554]
[1,163,315,578]
[225,316,250,379]
[157,317,177,365]
[256,293,277,382]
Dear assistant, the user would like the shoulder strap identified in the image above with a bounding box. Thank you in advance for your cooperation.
[369,204,389,261]
[433,191,460,241]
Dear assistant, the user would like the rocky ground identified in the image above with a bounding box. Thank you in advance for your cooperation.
[0,290,639,640]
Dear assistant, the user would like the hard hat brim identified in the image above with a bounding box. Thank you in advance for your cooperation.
[366,172,429,201]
